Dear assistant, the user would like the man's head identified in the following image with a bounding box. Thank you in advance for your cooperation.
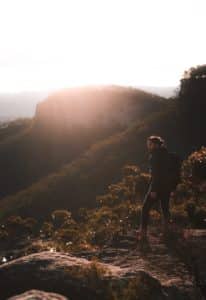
[147,135,165,152]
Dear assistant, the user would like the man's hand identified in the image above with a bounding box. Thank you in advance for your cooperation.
[150,191,157,199]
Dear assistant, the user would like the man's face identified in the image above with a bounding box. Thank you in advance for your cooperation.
[147,140,158,152]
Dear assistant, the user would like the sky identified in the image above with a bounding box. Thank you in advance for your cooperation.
[0,0,205,92]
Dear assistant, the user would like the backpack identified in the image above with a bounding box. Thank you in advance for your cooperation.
[167,152,182,190]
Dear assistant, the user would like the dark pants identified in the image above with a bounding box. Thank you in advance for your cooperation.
[140,184,171,232]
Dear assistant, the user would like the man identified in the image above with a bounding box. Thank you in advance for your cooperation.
[138,135,173,241]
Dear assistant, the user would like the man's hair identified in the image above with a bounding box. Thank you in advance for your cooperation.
[147,135,165,146]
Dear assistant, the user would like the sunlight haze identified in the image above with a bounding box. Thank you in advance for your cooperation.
[0,0,205,92]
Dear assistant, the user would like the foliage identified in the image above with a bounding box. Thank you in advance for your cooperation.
[178,65,206,148]
[1,147,206,271]
[96,165,148,207]
[51,210,75,228]
[41,222,54,238]
[0,104,173,220]
[2,152,206,248]
[68,258,109,284]
[0,86,164,204]
[182,147,206,182]
[0,227,8,240]
[172,147,206,228]
[1,66,206,221]
[121,274,162,300]
[4,215,38,238]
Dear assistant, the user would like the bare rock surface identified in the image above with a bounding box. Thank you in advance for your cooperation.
[175,229,206,298]
[8,289,68,300]
[0,231,205,299]
[0,251,124,299]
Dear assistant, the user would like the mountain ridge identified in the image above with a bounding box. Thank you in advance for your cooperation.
[0,86,165,202]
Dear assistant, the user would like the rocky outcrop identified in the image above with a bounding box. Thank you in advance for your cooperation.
[0,251,122,299]
[174,229,206,299]
[34,86,164,131]
[0,242,202,300]
[8,289,68,300]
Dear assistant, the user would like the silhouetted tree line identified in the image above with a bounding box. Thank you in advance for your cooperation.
[178,65,206,150]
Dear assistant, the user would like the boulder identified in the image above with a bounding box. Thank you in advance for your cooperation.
[0,251,170,300]
[0,251,122,299]
[0,249,200,300]
[180,229,206,298]
[8,289,68,300]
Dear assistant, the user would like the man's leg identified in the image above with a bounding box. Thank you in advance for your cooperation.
[139,187,157,238]
[160,190,171,232]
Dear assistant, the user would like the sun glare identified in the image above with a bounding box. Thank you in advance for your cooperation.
[0,0,205,92]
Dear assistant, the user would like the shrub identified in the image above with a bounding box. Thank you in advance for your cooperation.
[121,274,162,300]
[171,206,188,226]
[182,147,206,182]
[5,215,35,237]
[54,228,80,243]
[66,259,110,297]
[0,228,8,240]
[22,217,38,234]
[51,210,75,228]
[41,222,54,238]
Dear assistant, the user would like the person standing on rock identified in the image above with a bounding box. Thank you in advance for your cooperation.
[137,135,181,241]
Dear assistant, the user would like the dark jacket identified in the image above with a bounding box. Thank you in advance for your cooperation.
[148,146,171,192]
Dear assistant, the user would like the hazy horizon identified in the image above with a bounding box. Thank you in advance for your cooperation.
[0,85,175,121]
[0,84,176,96]
[0,0,205,93]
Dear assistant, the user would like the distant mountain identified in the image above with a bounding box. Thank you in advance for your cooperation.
[0,92,48,121]
[0,80,199,220]
[0,106,181,220]
[0,86,175,121]
[34,86,165,130]
[0,86,165,202]
[138,86,177,98]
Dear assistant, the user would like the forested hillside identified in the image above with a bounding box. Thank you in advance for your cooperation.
[0,65,205,220]
[1,66,206,300]
[0,86,164,200]
[0,107,179,220]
